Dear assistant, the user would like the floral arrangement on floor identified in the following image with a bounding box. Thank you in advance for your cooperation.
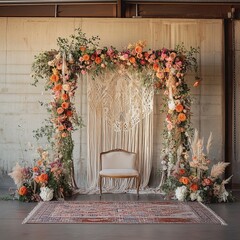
[9,147,72,202]
[161,130,234,203]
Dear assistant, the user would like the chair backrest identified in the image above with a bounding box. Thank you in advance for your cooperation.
[100,149,136,170]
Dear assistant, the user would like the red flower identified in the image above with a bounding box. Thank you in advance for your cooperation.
[18,186,28,196]
[190,183,199,191]
[179,169,185,175]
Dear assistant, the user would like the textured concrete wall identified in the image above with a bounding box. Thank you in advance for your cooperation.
[0,18,224,188]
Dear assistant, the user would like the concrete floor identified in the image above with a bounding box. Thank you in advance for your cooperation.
[0,189,239,240]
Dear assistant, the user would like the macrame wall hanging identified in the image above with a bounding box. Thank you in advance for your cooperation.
[87,70,154,191]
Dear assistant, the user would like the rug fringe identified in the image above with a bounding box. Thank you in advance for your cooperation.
[22,201,44,224]
[199,202,227,226]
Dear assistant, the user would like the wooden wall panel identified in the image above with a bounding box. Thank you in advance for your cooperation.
[234,20,240,187]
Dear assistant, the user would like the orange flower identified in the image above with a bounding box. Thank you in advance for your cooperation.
[129,57,136,64]
[80,46,86,52]
[61,132,68,138]
[61,102,69,109]
[50,74,59,83]
[39,173,48,183]
[57,107,64,115]
[179,169,185,175]
[66,110,73,117]
[32,166,39,172]
[53,84,62,92]
[190,183,199,191]
[153,63,159,72]
[58,125,65,131]
[95,57,102,64]
[135,45,143,54]
[178,113,186,122]
[18,186,28,196]
[62,93,69,101]
[179,176,190,185]
[82,54,90,61]
[175,104,184,113]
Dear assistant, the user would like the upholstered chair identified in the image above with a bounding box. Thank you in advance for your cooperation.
[99,149,141,197]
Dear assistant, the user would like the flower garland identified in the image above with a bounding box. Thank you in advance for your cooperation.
[10,29,204,202]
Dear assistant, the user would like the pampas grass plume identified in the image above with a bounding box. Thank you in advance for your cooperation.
[210,162,230,179]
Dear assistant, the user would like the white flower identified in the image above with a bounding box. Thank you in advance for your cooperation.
[197,194,203,202]
[190,192,197,201]
[40,187,54,201]
[168,99,176,110]
[175,186,188,201]
[162,165,168,171]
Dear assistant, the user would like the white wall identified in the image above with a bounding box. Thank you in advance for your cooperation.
[0,18,224,187]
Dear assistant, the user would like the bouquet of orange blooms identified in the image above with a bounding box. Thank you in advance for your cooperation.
[9,147,72,202]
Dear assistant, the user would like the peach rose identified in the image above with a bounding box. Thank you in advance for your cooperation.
[58,125,65,131]
[53,84,62,92]
[61,93,69,101]
[57,107,64,115]
[61,102,69,109]
[135,45,143,54]
[95,57,102,64]
[82,54,90,61]
[178,113,187,122]
[50,74,59,83]
[179,176,190,185]
[175,104,184,113]
[170,52,177,60]
[39,173,48,183]
[129,57,136,64]
[61,132,68,138]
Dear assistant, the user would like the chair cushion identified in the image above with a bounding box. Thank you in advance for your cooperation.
[99,169,139,177]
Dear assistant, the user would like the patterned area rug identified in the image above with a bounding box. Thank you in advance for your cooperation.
[22,201,227,225]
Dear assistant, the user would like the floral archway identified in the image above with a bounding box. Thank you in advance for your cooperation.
[9,29,232,203]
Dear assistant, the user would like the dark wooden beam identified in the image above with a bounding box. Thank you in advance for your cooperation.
[224,19,234,188]
[125,3,240,19]
[0,3,118,17]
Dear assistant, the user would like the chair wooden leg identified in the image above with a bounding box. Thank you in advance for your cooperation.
[137,175,141,198]
[99,175,102,197]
